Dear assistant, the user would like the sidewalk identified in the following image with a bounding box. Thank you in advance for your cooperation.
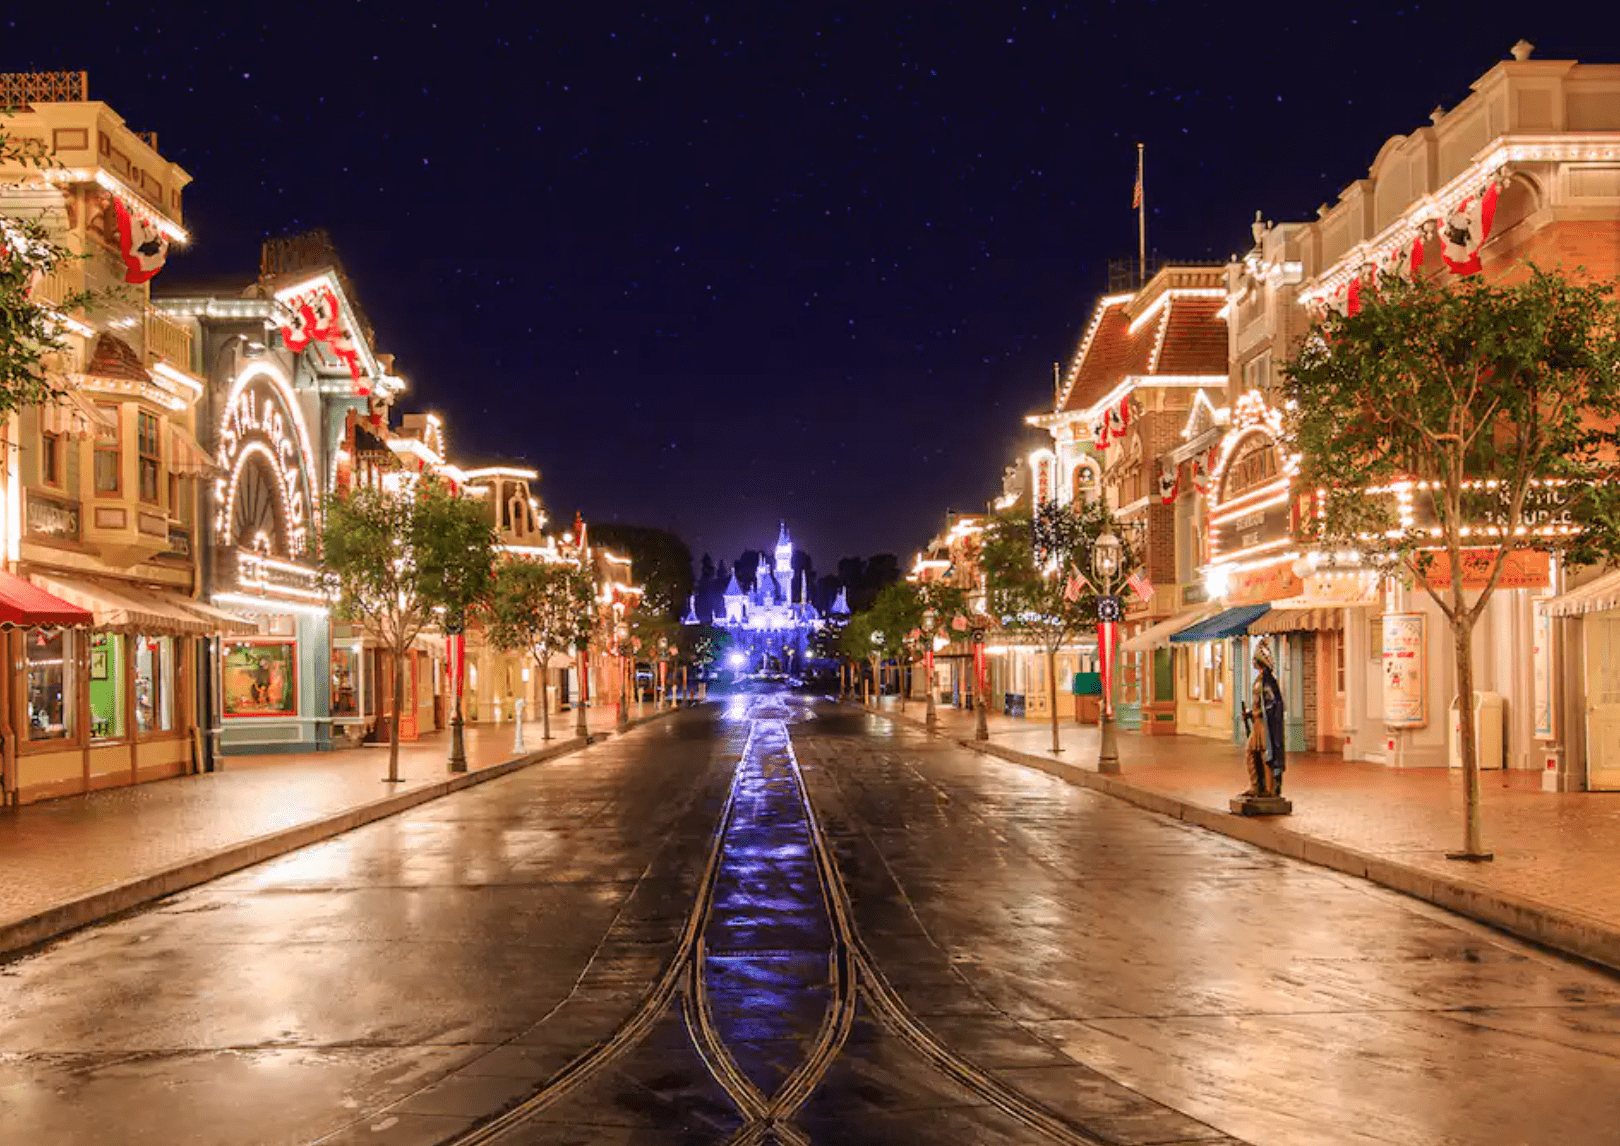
[0,704,669,957]
[861,695,1620,974]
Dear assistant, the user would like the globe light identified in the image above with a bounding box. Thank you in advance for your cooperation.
[1092,531,1122,581]
[727,652,746,668]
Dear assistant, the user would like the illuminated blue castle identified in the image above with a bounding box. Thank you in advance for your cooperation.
[684,522,847,673]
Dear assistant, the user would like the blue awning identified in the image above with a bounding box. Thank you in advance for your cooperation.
[1168,603,1272,643]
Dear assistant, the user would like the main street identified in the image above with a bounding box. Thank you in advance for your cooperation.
[3,692,1617,1146]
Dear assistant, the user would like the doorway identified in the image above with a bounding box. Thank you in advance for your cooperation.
[1587,611,1620,790]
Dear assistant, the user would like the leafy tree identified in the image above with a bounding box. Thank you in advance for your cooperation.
[484,559,596,742]
[981,499,1135,754]
[1,128,92,415]
[1285,268,1620,858]
[321,479,496,781]
[589,523,694,621]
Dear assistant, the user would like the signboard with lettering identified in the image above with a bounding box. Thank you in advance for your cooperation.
[26,492,80,542]
[1382,612,1427,729]
[1227,561,1302,605]
[1420,549,1549,591]
[1209,430,1294,567]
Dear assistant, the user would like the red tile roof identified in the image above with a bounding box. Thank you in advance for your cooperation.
[84,334,150,384]
[1058,292,1228,413]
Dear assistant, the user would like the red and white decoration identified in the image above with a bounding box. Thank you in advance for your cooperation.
[1439,182,1500,275]
[113,198,169,284]
[1379,234,1424,283]
[277,285,368,392]
[1090,395,1134,447]
[1127,568,1154,602]
[1325,275,1363,318]
[1191,445,1217,494]
[1158,461,1179,504]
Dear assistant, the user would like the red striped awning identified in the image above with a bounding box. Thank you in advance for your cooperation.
[0,570,94,628]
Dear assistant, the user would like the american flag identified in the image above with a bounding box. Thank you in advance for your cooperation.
[1063,570,1089,602]
[1127,569,1154,601]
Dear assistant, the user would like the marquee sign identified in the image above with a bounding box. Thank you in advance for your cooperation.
[214,365,315,560]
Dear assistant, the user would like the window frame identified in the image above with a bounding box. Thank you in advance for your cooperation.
[93,405,121,496]
[137,410,161,505]
[40,429,62,487]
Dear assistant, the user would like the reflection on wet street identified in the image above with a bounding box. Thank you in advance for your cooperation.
[3,689,1620,1145]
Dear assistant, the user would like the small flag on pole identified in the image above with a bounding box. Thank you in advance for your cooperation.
[1131,162,1143,210]
[1064,570,1090,602]
[1127,569,1154,602]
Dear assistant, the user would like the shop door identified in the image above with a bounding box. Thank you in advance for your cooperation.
[1587,613,1620,791]
[398,654,420,742]
[1118,649,1144,730]
[1283,635,1307,752]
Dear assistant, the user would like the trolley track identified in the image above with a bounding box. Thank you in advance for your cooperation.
[446,696,1108,1145]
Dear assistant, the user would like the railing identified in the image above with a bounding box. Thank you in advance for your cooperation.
[144,307,193,368]
[32,262,78,309]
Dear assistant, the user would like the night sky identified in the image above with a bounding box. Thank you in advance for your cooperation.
[8,4,1618,569]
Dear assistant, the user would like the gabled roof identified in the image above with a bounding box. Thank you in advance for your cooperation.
[724,572,744,597]
[1055,268,1228,414]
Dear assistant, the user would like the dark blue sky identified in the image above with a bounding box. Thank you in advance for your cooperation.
[8,2,1616,568]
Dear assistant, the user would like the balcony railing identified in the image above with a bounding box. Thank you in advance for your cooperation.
[144,307,192,369]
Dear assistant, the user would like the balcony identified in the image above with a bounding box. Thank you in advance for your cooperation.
[144,307,193,371]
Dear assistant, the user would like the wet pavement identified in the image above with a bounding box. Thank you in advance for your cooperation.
[2,691,1618,1145]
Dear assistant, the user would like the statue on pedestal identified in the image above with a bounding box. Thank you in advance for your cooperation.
[1232,638,1292,816]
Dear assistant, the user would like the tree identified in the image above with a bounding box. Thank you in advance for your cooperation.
[1285,267,1620,859]
[981,499,1135,754]
[913,579,969,729]
[1,128,91,416]
[484,559,596,742]
[588,523,694,621]
[321,479,496,781]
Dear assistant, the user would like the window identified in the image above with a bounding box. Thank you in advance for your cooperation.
[89,632,126,740]
[1186,647,1201,700]
[330,646,358,717]
[222,640,297,717]
[26,627,73,740]
[134,634,174,733]
[1335,633,1346,696]
[94,407,120,494]
[138,411,160,503]
[41,430,61,486]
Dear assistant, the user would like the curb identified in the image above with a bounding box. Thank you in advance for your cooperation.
[0,709,678,960]
[857,703,1620,976]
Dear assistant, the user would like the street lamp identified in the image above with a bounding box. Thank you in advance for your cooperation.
[970,620,989,741]
[921,606,938,731]
[615,622,630,731]
[1092,531,1123,775]
[657,636,669,711]
[446,612,468,772]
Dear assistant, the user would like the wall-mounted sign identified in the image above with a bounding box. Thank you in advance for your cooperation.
[1382,612,1427,728]
[26,491,80,542]
[1420,549,1549,591]
[1227,562,1302,605]
[215,365,315,559]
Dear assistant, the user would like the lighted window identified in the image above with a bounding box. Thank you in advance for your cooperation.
[134,634,174,733]
[88,632,126,740]
[331,646,358,717]
[26,627,73,740]
[94,406,120,494]
[138,411,160,503]
[40,430,61,486]
[1335,633,1347,696]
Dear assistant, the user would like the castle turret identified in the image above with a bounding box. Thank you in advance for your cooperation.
[723,571,746,623]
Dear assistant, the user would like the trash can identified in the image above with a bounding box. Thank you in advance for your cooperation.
[1449,691,1504,770]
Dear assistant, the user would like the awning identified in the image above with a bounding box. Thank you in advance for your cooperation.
[1543,568,1620,617]
[1121,603,1220,652]
[40,390,116,439]
[29,574,235,636]
[1169,603,1272,643]
[169,424,219,476]
[1250,607,1346,635]
[0,570,94,628]
[174,597,259,635]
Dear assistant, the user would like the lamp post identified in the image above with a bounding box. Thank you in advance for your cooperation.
[922,607,938,731]
[656,637,669,712]
[1093,531,1123,775]
[575,640,592,742]
[615,622,630,731]
[971,622,989,741]
[446,612,468,773]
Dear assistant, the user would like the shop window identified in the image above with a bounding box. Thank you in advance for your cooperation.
[331,646,358,717]
[138,411,160,503]
[1186,647,1201,700]
[134,634,174,733]
[94,406,120,494]
[41,430,61,486]
[26,627,73,740]
[89,632,126,740]
[222,640,297,716]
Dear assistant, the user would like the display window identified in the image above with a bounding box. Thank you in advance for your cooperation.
[134,634,175,733]
[89,632,126,741]
[26,627,73,741]
[330,645,358,717]
[223,640,297,716]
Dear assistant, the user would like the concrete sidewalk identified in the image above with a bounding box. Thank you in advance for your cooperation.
[0,704,674,957]
[860,694,1620,974]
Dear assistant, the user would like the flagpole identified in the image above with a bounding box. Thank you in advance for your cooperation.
[1052,361,1061,410]
[1136,142,1146,287]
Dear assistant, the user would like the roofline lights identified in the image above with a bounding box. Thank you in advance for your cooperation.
[42,168,189,243]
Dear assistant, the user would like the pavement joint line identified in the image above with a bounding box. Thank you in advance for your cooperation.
[852,702,1620,978]
[0,710,679,961]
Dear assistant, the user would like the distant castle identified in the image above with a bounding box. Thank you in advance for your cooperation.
[684,522,848,673]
